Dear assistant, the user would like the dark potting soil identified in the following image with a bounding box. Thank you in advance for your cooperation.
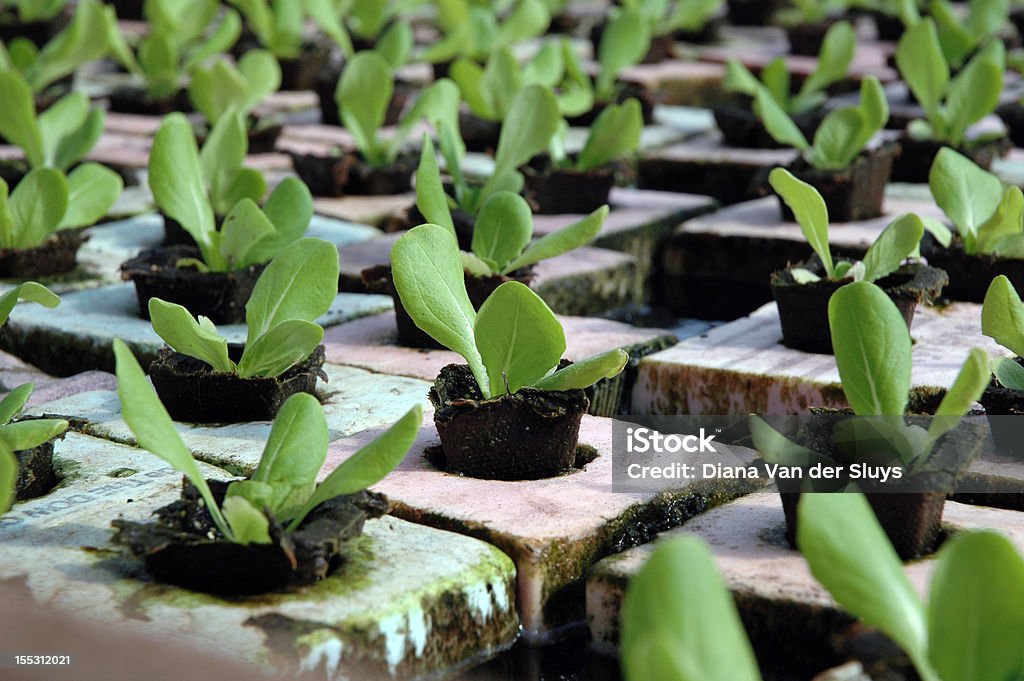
[890,136,1010,183]
[0,229,88,278]
[148,344,327,424]
[105,0,145,20]
[242,118,283,155]
[713,103,827,150]
[870,10,905,41]
[112,478,388,595]
[401,203,477,250]
[726,0,785,25]
[996,100,1024,148]
[921,235,1024,303]
[979,357,1024,458]
[278,42,332,91]
[14,439,57,501]
[106,86,193,116]
[785,19,838,56]
[0,159,30,190]
[522,163,615,215]
[361,265,536,348]
[290,150,416,197]
[0,8,68,46]
[429,363,590,480]
[120,246,265,324]
[770,261,948,354]
[777,143,899,222]
[459,111,504,154]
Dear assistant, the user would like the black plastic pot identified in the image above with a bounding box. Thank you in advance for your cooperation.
[870,10,905,41]
[890,136,1010,184]
[429,363,590,480]
[770,261,948,354]
[522,163,615,215]
[103,0,145,20]
[290,150,416,197]
[0,229,87,278]
[459,111,503,154]
[112,478,388,595]
[727,0,785,25]
[278,41,332,91]
[777,143,899,222]
[713,103,827,150]
[995,100,1024,148]
[148,344,326,424]
[106,86,193,116]
[980,365,1024,458]
[361,265,535,349]
[921,236,1024,303]
[120,246,265,324]
[785,19,838,56]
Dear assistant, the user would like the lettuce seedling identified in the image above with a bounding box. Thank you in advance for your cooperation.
[0,0,125,95]
[148,113,311,272]
[777,0,850,25]
[799,494,1024,681]
[724,21,856,116]
[346,0,415,67]
[981,274,1024,391]
[547,98,644,172]
[0,165,123,248]
[852,0,921,24]
[929,147,1024,257]
[0,70,104,172]
[226,0,353,59]
[147,237,339,379]
[421,0,550,65]
[896,18,1005,147]
[391,224,628,399]
[113,339,421,543]
[619,0,725,36]
[769,168,932,282]
[451,43,569,122]
[427,84,561,217]
[110,0,242,101]
[187,50,281,126]
[760,76,889,170]
[335,51,460,168]
[594,8,650,103]
[932,0,1009,69]
[4,0,68,23]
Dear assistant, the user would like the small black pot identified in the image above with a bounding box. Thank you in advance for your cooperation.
[522,164,615,215]
[979,364,1024,458]
[290,150,416,197]
[103,0,145,20]
[361,265,535,349]
[429,363,590,480]
[771,261,948,354]
[776,143,899,223]
[278,41,332,91]
[149,344,327,424]
[112,478,387,595]
[785,19,838,56]
[995,100,1024,148]
[713,103,827,150]
[120,246,265,324]
[890,136,1010,184]
[14,439,57,501]
[106,86,193,116]
[870,10,906,41]
[727,0,785,25]
[459,111,503,154]
[0,229,88,278]
[921,235,1024,303]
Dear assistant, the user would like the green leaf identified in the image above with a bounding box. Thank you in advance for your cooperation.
[414,135,455,237]
[112,338,233,540]
[287,403,423,532]
[929,147,1004,248]
[943,39,1005,146]
[8,167,68,248]
[798,21,856,100]
[828,281,912,416]
[0,384,33,426]
[471,192,533,274]
[25,0,111,93]
[237,319,323,378]
[861,213,924,283]
[474,282,565,396]
[925,347,990,446]
[502,205,607,274]
[0,443,15,514]
[755,88,810,152]
[975,187,1024,255]
[0,71,43,168]
[148,298,234,373]
[928,531,1024,681]
[722,59,761,98]
[488,84,561,189]
[40,95,104,171]
[768,168,833,277]
[149,114,216,257]
[596,8,650,99]
[390,77,461,163]
[200,109,249,215]
[217,198,276,270]
[577,98,643,171]
[797,494,932,677]
[58,162,123,230]
[236,49,281,116]
[621,536,762,681]
[245,177,313,265]
[244,237,339,345]
[748,415,830,467]
[530,348,628,392]
[218,168,267,218]
[0,418,67,452]
[809,76,888,170]
[338,51,392,162]
[0,282,59,328]
[896,19,949,126]
[376,21,412,68]
[391,224,489,396]
[495,0,550,47]
[992,356,1024,391]
[222,495,272,544]
[920,217,954,248]
[982,275,1024,356]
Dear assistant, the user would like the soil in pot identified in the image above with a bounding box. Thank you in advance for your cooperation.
[890,136,1010,183]
[459,111,504,154]
[522,163,615,215]
[278,42,332,91]
[429,363,590,480]
[979,356,1024,458]
[105,0,145,20]
[713,102,827,150]
[160,213,227,247]
[785,19,838,56]
[995,100,1024,148]
[120,246,265,324]
[920,235,1024,303]
[0,8,68,47]
[290,150,416,197]
[727,0,785,25]
[106,86,193,116]
[565,83,656,127]
[0,229,88,278]
[14,440,57,501]
[361,265,536,348]
[770,261,949,354]
[775,143,899,222]
[871,10,906,41]
[148,344,327,423]
[112,478,388,595]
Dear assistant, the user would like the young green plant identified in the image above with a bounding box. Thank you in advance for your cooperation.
[391,224,628,399]
[777,0,851,25]
[147,237,339,380]
[3,0,68,23]
[113,339,421,544]
[226,0,353,59]
[335,50,460,168]
[769,168,928,283]
[548,98,644,172]
[148,113,312,272]
[420,0,550,65]
[450,43,569,122]
[594,7,650,102]
[932,0,1009,69]
[929,147,1024,257]
[619,0,725,36]
[981,274,1024,391]
[187,50,281,126]
[346,0,416,67]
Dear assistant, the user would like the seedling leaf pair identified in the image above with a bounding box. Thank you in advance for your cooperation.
[188,50,281,125]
